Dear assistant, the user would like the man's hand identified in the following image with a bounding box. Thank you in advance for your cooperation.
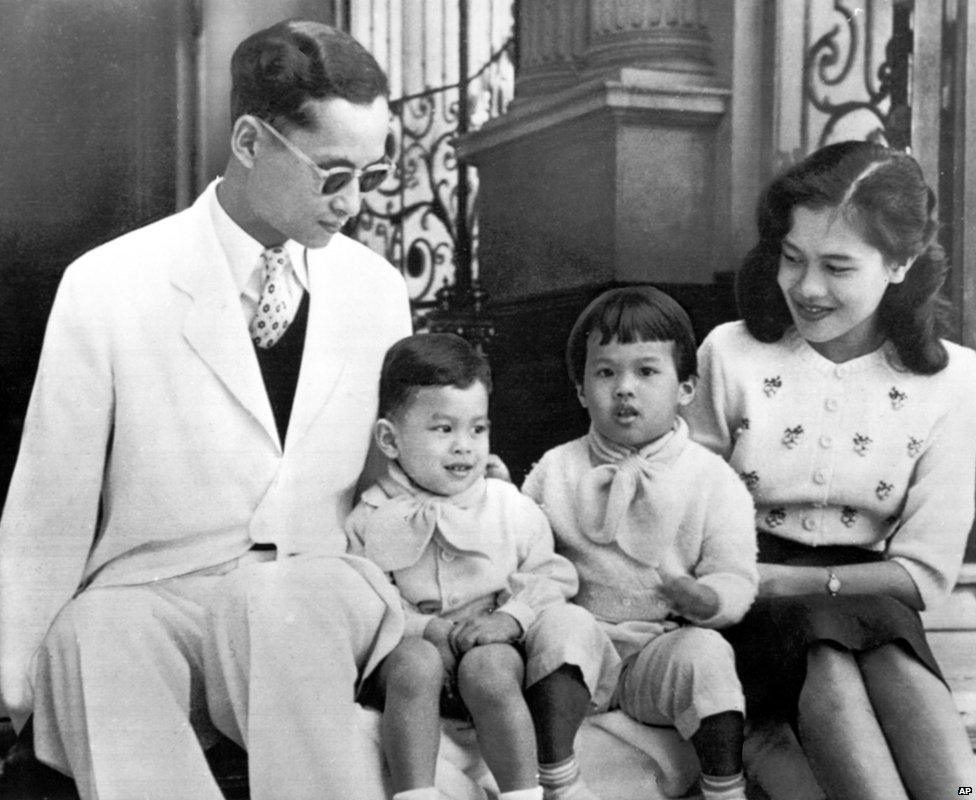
[422,617,458,674]
[448,611,522,655]
[656,570,720,620]
[485,454,511,483]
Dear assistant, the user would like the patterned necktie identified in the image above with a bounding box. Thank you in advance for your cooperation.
[249,246,297,349]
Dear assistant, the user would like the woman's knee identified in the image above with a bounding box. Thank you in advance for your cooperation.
[800,643,864,715]
[457,644,524,703]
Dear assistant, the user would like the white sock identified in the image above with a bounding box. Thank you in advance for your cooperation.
[700,772,747,800]
[498,787,544,800]
[538,754,579,788]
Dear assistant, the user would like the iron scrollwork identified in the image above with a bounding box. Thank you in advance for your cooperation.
[804,0,913,151]
[351,14,515,352]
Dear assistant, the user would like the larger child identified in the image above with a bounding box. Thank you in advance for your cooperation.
[523,286,759,800]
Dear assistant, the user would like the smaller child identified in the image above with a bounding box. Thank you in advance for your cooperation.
[346,333,620,800]
[522,287,759,800]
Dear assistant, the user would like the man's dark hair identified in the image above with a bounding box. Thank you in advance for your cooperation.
[230,20,389,129]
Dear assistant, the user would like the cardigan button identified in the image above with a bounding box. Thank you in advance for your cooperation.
[802,516,818,531]
[819,435,832,448]
[824,398,838,412]
[440,548,456,562]
[813,470,827,485]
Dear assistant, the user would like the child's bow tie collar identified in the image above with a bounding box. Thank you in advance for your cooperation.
[576,417,689,566]
[362,462,490,571]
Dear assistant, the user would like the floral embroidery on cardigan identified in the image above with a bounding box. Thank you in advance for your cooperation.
[841,506,859,527]
[876,480,894,501]
[739,470,759,491]
[782,425,804,448]
[765,507,786,528]
[853,433,872,456]
[763,376,782,397]
[889,387,907,409]
[907,436,923,458]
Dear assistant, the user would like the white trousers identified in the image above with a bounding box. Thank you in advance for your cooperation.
[613,626,744,739]
[31,553,404,800]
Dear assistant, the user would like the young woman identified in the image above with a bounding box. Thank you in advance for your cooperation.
[684,140,976,799]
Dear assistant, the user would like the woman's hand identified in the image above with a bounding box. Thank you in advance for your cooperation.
[448,611,522,655]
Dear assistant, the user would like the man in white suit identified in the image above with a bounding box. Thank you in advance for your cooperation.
[0,20,411,800]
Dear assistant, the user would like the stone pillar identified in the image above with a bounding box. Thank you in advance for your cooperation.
[458,0,732,482]
[460,0,728,300]
[582,0,715,81]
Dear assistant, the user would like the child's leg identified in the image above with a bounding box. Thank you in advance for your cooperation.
[522,604,619,800]
[456,643,540,795]
[526,665,596,800]
[691,711,743,776]
[691,712,747,800]
[375,637,445,796]
[525,664,590,762]
[616,627,747,800]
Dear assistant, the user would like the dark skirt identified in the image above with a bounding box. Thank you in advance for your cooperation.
[724,533,945,720]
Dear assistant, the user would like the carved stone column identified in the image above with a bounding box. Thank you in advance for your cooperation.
[583,0,714,81]
[515,0,715,103]
[514,0,587,99]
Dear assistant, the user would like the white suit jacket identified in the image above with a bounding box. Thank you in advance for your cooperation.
[0,182,412,723]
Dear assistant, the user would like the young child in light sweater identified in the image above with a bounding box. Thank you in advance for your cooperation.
[346,333,620,800]
[522,287,759,800]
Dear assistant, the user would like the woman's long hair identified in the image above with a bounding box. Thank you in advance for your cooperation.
[736,140,948,374]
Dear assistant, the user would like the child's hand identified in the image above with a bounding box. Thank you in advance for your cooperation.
[656,570,720,620]
[449,611,522,655]
[485,454,511,483]
[423,617,458,673]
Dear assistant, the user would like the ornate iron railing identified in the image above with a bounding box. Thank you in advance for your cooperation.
[350,1,515,349]
[803,0,913,150]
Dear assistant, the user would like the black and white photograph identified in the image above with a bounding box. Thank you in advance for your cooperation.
[1,2,974,798]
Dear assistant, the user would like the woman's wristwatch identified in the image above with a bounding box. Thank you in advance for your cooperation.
[825,569,842,597]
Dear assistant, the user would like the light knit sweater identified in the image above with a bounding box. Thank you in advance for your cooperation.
[682,320,976,609]
[522,419,758,659]
[346,464,578,638]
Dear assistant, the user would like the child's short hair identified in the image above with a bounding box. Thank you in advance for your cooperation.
[566,286,697,385]
[379,333,492,418]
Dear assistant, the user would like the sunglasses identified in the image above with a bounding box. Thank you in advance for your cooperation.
[255,117,393,195]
